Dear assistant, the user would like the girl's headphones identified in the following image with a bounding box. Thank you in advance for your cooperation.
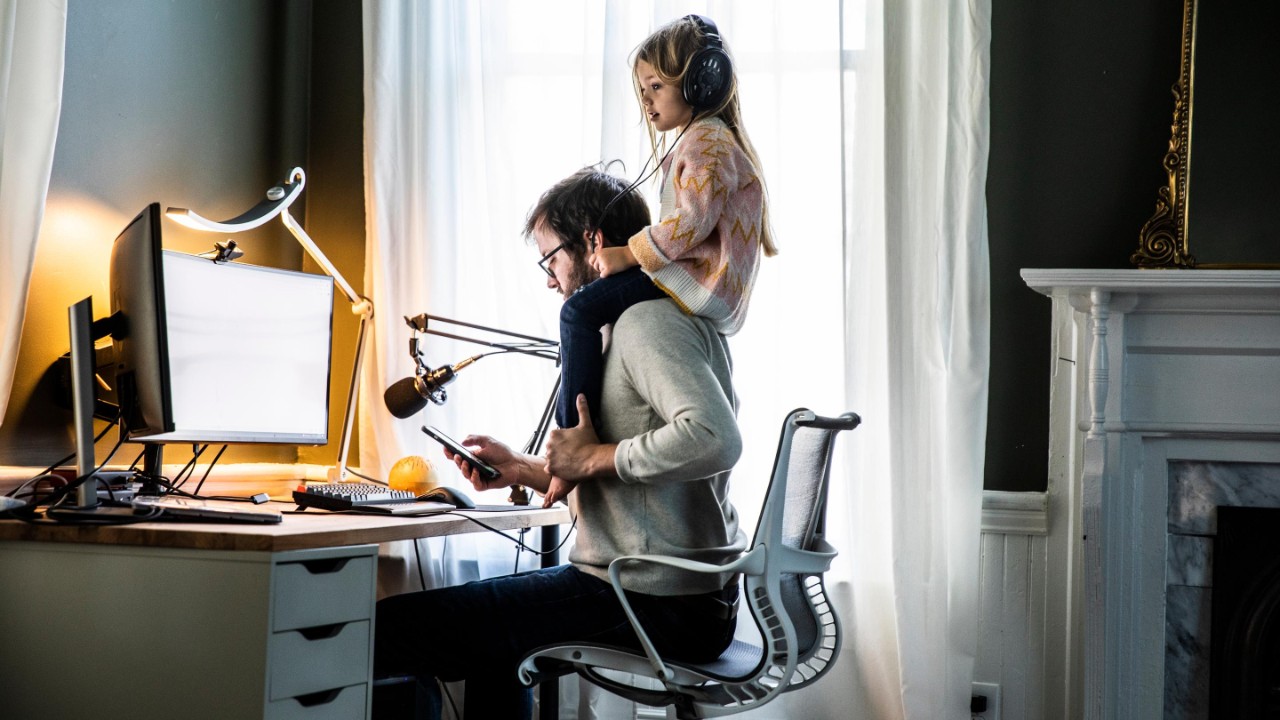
[682,15,733,111]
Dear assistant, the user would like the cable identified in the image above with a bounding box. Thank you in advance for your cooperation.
[27,423,115,485]
[280,505,578,555]
[514,528,527,574]
[413,538,427,592]
[590,119,697,238]
[5,421,118,500]
[39,430,127,510]
[170,444,208,491]
[343,466,383,484]
[450,511,578,556]
[191,444,229,497]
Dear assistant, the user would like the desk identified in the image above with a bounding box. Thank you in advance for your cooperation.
[0,506,569,720]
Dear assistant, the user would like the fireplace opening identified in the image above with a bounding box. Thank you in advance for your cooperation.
[1210,506,1280,719]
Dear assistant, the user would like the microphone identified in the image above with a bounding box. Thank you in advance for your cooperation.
[382,357,479,419]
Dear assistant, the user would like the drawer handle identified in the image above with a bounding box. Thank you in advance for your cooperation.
[295,557,351,575]
[297,623,345,641]
[293,688,342,707]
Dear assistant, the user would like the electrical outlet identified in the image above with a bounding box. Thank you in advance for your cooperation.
[971,681,1000,720]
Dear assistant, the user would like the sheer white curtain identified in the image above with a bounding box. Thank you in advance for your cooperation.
[831,0,991,718]
[0,0,66,426]
[360,0,988,717]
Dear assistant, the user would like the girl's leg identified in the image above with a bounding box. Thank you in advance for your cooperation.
[557,268,666,430]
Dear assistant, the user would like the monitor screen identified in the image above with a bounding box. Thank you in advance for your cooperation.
[109,204,335,446]
[148,251,334,443]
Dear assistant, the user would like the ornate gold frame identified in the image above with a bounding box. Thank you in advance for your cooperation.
[1132,0,1196,268]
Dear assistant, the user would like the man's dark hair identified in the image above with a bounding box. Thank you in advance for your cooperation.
[523,165,651,261]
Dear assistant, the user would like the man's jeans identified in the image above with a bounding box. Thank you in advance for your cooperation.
[373,563,738,719]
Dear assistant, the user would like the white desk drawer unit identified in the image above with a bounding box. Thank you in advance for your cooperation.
[267,547,377,718]
[0,501,568,719]
[0,540,378,720]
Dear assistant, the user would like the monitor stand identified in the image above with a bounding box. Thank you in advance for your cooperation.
[45,298,136,521]
[135,443,165,496]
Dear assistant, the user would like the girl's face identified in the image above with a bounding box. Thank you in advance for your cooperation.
[636,59,693,133]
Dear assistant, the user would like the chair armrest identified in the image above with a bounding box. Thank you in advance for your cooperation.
[602,546,766,683]
[774,537,838,574]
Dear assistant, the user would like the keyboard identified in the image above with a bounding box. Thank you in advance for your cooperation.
[293,483,453,515]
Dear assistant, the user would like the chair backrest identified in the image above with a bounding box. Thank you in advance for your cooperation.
[742,409,860,693]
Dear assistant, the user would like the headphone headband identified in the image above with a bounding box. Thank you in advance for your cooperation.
[687,14,723,50]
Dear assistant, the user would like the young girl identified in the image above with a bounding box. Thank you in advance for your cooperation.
[556,14,776,433]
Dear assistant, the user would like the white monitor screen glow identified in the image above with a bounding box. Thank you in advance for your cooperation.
[135,251,335,444]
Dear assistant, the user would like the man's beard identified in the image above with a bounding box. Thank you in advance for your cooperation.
[562,257,598,297]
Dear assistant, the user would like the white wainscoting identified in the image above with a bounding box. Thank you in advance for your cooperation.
[976,490,1058,720]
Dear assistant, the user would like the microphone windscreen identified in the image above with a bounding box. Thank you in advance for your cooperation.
[383,377,428,419]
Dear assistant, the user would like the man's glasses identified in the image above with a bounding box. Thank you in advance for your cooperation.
[537,242,565,279]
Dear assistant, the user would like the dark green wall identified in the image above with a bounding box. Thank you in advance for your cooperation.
[984,1,1184,490]
[0,0,365,472]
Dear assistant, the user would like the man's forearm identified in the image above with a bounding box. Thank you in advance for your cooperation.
[577,442,619,481]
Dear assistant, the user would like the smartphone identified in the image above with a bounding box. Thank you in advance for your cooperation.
[421,425,502,481]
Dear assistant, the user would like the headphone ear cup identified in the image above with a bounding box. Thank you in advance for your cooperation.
[682,47,732,110]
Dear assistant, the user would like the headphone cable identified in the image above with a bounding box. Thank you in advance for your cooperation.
[590,118,698,241]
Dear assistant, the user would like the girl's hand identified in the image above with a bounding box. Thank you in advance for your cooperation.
[589,246,639,278]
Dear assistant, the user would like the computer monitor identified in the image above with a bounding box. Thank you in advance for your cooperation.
[108,203,335,483]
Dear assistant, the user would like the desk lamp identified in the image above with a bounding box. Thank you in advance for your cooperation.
[166,167,370,482]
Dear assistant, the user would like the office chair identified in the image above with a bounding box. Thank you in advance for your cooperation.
[518,408,861,719]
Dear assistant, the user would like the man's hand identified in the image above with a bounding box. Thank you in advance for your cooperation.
[544,394,616,484]
[442,434,519,493]
[589,245,638,278]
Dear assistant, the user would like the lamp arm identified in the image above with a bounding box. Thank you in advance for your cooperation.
[281,207,367,312]
[333,310,371,481]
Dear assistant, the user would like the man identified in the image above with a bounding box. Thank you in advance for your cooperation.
[373,167,747,719]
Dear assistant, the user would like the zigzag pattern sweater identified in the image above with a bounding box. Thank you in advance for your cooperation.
[627,115,765,336]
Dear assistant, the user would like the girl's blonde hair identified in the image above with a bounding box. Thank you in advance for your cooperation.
[632,16,777,256]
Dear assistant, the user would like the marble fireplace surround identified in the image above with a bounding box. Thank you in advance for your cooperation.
[1022,269,1280,720]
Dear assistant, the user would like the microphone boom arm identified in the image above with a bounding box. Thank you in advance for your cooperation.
[405,313,561,504]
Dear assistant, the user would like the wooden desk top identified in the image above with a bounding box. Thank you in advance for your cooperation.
[0,504,571,553]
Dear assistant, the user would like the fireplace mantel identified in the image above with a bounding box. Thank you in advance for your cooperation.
[1021,269,1280,720]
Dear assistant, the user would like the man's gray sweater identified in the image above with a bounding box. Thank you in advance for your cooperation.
[569,299,748,595]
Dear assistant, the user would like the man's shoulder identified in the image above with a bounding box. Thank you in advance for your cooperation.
[615,298,705,334]
[616,295,696,324]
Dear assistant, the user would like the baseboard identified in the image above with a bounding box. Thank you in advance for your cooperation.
[982,489,1048,536]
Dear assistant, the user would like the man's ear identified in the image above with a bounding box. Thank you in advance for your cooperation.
[582,228,603,251]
